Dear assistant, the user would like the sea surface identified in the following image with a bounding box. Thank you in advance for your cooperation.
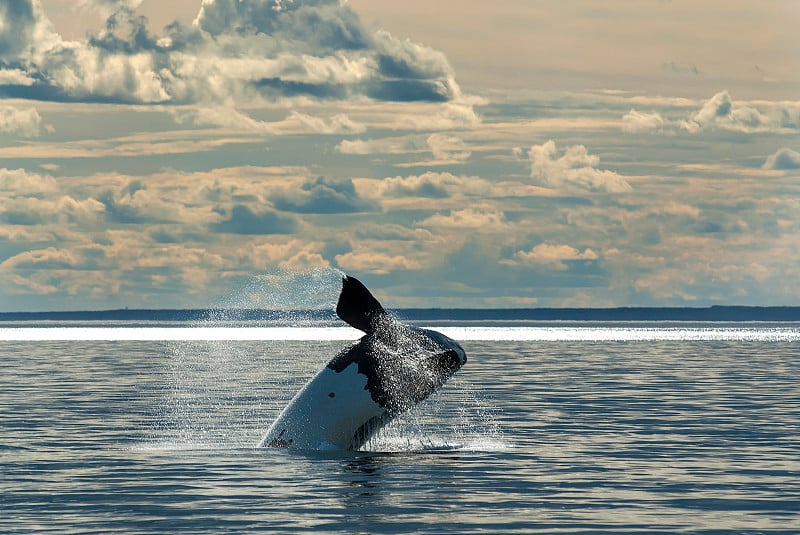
[1,320,799,534]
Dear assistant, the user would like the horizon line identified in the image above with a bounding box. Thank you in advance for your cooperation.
[3,305,800,322]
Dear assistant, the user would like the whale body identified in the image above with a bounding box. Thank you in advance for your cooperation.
[258,275,467,451]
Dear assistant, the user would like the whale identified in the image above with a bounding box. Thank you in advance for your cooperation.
[258,275,467,451]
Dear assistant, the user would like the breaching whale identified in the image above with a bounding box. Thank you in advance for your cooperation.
[258,275,467,451]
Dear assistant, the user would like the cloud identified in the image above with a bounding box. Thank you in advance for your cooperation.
[763,148,800,170]
[280,111,366,134]
[270,175,378,214]
[393,101,481,130]
[335,132,473,164]
[1,195,106,226]
[0,167,57,193]
[425,133,471,163]
[517,140,632,193]
[0,168,106,226]
[236,240,329,271]
[2,0,463,106]
[0,105,48,136]
[0,0,56,58]
[503,243,599,271]
[621,109,667,134]
[362,171,498,203]
[97,180,205,225]
[78,0,144,18]
[624,91,800,134]
[418,208,507,230]
[210,204,297,234]
[354,223,434,242]
[371,172,451,199]
[172,106,276,133]
[0,68,36,86]
[336,135,424,156]
[1,247,79,270]
[335,250,425,275]
[680,90,768,133]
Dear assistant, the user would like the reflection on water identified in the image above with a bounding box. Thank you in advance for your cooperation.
[1,326,799,533]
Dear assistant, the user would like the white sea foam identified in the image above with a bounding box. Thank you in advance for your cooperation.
[2,326,799,341]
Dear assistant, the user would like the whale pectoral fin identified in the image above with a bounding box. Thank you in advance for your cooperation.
[336,275,388,333]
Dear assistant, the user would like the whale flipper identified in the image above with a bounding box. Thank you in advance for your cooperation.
[335,275,387,333]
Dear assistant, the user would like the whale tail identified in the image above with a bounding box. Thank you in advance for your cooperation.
[336,275,388,334]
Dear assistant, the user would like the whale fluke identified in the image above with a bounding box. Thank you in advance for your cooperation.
[335,275,387,333]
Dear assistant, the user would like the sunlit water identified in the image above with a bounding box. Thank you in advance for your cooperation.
[2,323,799,534]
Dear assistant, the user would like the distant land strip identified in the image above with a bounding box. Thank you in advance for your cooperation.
[2,307,800,322]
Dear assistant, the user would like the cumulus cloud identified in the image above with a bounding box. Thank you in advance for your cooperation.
[97,180,208,225]
[172,106,277,133]
[210,204,296,234]
[335,132,473,163]
[503,243,599,271]
[0,0,56,58]
[0,105,48,136]
[0,167,57,193]
[680,91,767,133]
[280,111,366,134]
[362,171,495,202]
[763,148,800,170]
[372,172,452,199]
[1,195,105,226]
[336,135,424,156]
[426,133,471,163]
[418,208,507,230]
[516,140,632,193]
[394,101,481,130]
[0,68,36,86]
[624,91,800,135]
[270,175,378,213]
[0,168,106,226]
[237,240,329,271]
[621,109,667,134]
[1,247,79,270]
[1,0,463,106]
[335,250,424,275]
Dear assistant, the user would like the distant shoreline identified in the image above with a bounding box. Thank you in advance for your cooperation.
[2,306,800,322]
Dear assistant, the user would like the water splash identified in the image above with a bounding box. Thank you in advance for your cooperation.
[154,269,344,449]
[205,268,344,326]
[361,376,508,453]
[150,268,505,452]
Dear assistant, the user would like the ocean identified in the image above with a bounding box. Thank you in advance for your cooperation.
[1,319,799,534]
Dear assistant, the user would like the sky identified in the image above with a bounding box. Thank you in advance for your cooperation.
[1,0,799,311]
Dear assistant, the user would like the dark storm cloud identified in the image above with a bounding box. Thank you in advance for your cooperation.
[270,176,378,214]
[210,204,297,235]
[0,0,461,105]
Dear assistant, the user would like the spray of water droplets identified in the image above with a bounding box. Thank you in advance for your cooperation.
[148,268,506,452]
